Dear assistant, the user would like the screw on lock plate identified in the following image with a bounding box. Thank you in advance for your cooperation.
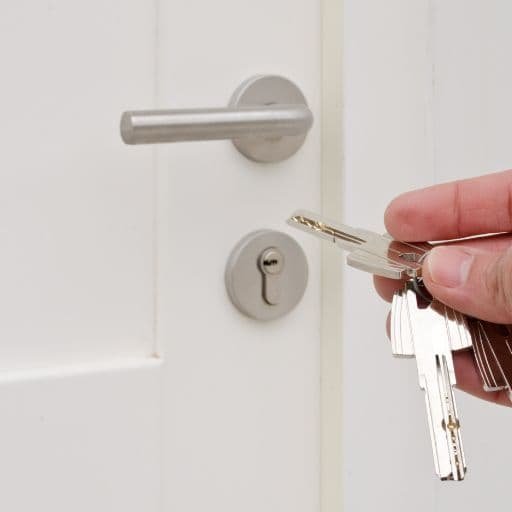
[258,247,285,305]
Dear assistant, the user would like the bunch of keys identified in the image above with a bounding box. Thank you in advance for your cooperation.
[288,210,512,481]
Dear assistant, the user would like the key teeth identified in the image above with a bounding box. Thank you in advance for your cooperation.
[287,209,320,229]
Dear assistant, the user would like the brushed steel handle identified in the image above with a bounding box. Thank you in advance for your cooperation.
[120,75,313,163]
[121,105,312,144]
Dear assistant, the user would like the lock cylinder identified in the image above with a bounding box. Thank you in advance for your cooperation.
[225,230,308,321]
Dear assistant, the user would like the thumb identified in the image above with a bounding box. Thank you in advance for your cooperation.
[422,245,512,324]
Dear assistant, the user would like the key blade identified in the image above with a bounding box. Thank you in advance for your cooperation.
[390,288,415,357]
[288,210,428,279]
[287,210,368,252]
[448,308,473,352]
[422,358,466,481]
[348,250,407,280]
[433,355,466,480]
[405,286,466,481]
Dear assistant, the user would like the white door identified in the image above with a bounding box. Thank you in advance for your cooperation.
[1,1,342,512]
[11,2,511,512]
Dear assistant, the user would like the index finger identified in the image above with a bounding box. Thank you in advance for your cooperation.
[385,169,512,241]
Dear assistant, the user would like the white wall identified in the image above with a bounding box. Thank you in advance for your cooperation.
[341,1,512,510]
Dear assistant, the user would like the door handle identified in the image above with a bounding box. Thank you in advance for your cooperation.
[120,75,313,163]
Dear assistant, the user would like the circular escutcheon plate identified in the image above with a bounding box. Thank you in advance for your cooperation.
[229,75,310,163]
[225,230,308,321]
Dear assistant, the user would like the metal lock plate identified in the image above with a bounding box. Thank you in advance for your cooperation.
[225,230,308,321]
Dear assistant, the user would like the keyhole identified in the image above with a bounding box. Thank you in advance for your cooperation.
[259,248,284,305]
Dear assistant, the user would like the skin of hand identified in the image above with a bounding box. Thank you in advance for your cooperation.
[375,169,512,407]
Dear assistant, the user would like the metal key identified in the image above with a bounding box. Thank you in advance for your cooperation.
[392,281,471,480]
[288,211,512,395]
[288,210,431,280]
[289,210,512,401]
[391,282,473,357]
[287,209,473,480]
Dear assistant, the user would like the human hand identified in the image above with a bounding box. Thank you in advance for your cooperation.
[375,169,512,406]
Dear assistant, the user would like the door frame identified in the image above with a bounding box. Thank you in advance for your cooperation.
[321,0,344,510]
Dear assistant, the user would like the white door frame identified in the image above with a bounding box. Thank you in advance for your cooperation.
[321,0,344,510]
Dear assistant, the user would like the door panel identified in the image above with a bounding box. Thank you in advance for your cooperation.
[0,361,161,512]
[0,2,156,368]
[1,0,325,511]
[0,2,161,511]
[157,1,322,510]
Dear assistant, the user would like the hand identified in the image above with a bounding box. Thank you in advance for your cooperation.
[375,169,512,406]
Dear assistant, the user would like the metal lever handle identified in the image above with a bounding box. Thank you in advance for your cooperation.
[120,75,313,163]
[121,105,312,144]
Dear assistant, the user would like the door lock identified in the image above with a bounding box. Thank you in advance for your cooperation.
[258,247,285,305]
[225,230,308,321]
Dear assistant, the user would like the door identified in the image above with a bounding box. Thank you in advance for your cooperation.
[14,2,512,511]
[1,1,340,511]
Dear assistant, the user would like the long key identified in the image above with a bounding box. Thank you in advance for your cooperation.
[288,209,512,403]
[288,210,431,279]
[287,210,475,480]
[392,281,470,480]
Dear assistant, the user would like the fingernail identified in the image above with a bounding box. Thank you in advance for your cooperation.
[424,246,474,288]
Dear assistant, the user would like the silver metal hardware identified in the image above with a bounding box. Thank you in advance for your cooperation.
[258,247,285,305]
[288,209,431,280]
[120,75,313,163]
[288,208,471,480]
[225,230,308,321]
[289,208,512,479]
[392,282,471,481]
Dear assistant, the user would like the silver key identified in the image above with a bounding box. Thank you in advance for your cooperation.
[287,210,431,279]
[287,210,473,481]
[391,283,473,357]
[392,281,471,480]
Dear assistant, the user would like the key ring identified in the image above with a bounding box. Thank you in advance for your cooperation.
[411,277,433,304]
